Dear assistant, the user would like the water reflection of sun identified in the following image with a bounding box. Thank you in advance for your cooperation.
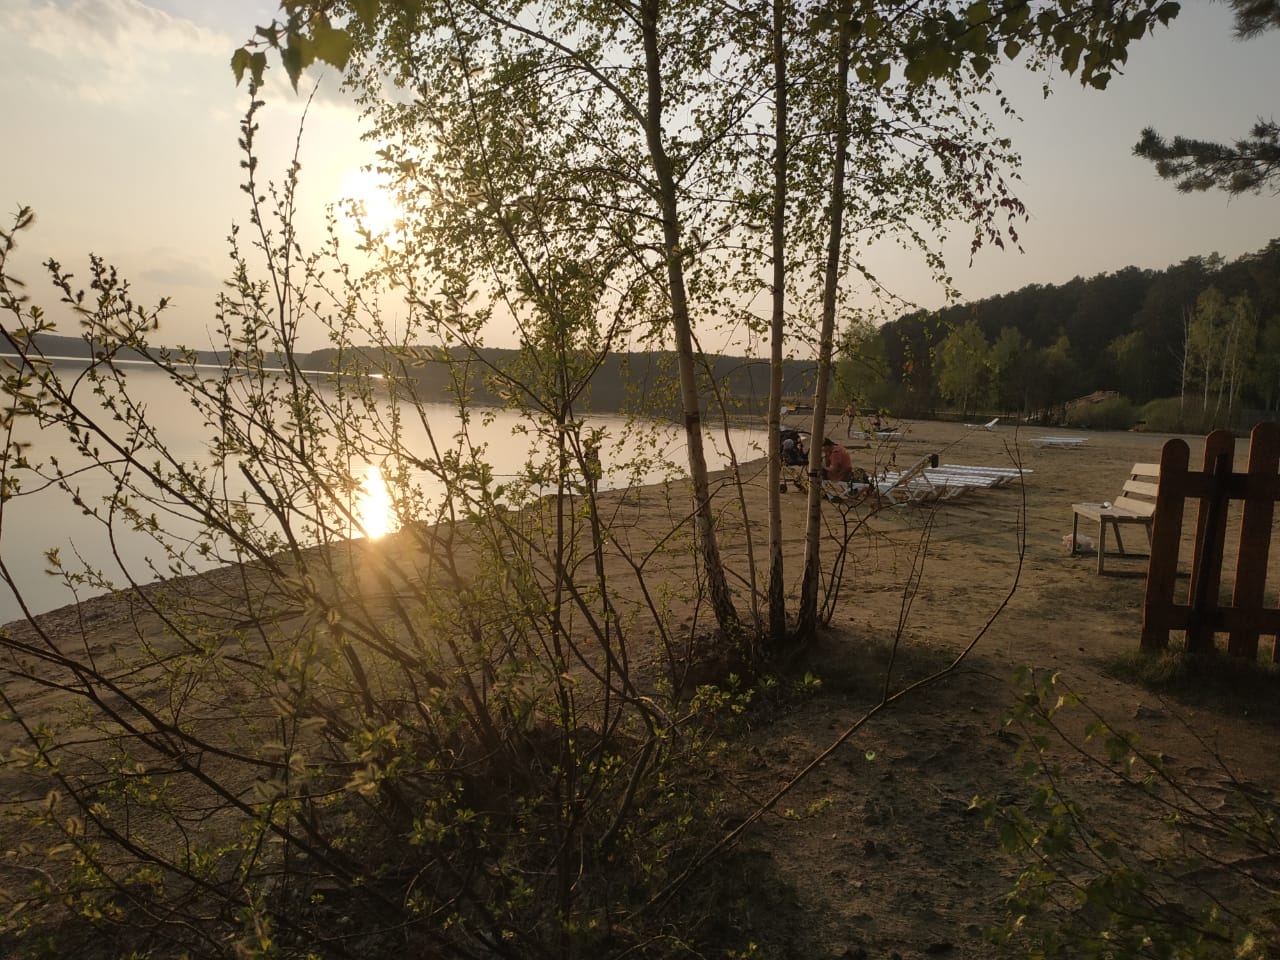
[355,464,396,539]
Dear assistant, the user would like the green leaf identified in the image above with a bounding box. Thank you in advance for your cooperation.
[1060,36,1083,75]
[811,8,836,32]
[1156,2,1180,26]
[903,55,929,86]
[250,51,268,88]
[231,47,251,85]
[351,0,380,28]
[1104,734,1129,763]
[282,44,303,89]
[966,0,991,25]
[313,24,354,71]
[1004,3,1030,31]
[1125,11,1150,40]
[857,60,893,89]
[281,36,316,91]
[972,54,991,77]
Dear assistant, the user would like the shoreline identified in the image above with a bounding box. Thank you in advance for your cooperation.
[0,418,1198,634]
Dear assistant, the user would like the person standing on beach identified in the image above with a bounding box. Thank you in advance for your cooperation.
[585,441,601,493]
[821,438,853,483]
[843,402,858,439]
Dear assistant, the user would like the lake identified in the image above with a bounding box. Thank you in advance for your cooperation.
[0,363,769,624]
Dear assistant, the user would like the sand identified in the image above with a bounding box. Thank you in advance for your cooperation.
[3,417,1278,958]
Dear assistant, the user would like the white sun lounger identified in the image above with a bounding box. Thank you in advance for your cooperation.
[1032,436,1087,449]
[823,454,980,507]
[929,463,1031,487]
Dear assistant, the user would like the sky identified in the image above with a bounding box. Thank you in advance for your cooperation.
[1,0,1278,356]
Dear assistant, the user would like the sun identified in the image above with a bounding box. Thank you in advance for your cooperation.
[339,167,401,240]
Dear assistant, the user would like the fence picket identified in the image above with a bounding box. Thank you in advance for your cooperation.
[1186,432,1236,654]
[1229,423,1280,660]
[1141,424,1280,661]
[1141,440,1189,651]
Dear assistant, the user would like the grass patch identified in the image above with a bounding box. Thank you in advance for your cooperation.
[1105,644,1280,724]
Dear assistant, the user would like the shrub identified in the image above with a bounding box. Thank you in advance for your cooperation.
[0,121,747,957]
[1065,396,1136,431]
[980,668,1280,960]
[1138,396,1215,434]
[1136,397,1277,435]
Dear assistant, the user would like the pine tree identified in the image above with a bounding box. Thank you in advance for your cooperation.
[1134,1,1280,196]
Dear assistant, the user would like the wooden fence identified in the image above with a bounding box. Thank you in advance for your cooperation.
[1141,422,1280,660]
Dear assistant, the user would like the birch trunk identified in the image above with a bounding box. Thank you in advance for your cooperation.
[640,0,740,636]
[796,4,853,640]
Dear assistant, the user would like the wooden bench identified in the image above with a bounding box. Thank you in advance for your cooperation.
[1071,462,1158,574]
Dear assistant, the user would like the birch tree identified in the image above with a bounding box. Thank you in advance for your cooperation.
[234,0,1185,653]
[1189,286,1229,414]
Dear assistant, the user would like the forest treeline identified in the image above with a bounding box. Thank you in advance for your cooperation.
[841,238,1280,432]
[15,236,1280,431]
[6,334,822,420]
[305,346,822,419]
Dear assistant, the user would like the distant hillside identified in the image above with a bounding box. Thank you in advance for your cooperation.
[0,332,286,369]
[2,333,823,417]
[307,346,823,417]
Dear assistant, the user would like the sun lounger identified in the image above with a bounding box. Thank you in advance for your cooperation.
[914,468,1001,490]
[823,454,979,507]
[929,463,1030,487]
[1032,436,1087,449]
[1071,462,1158,574]
[847,428,902,443]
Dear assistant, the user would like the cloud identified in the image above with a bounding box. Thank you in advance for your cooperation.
[138,252,223,291]
[1,0,227,105]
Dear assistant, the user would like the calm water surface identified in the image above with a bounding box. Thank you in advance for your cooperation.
[1,365,767,623]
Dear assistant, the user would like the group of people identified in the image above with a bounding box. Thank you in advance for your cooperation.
[780,429,856,484]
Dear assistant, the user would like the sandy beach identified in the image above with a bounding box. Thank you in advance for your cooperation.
[3,417,1277,958]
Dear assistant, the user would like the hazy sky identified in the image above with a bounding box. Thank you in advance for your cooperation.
[2,0,1278,355]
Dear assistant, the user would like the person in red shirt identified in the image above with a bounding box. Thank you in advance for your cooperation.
[821,438,853,483]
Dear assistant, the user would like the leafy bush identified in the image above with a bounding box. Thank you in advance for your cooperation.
[0,114,754,957]
[1065,396,1136,431]
[1135,397,1278,434]
[1138,396,1216,434]
[979,668,1280,959]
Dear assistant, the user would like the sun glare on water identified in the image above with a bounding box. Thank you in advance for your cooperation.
[355,464,396,539]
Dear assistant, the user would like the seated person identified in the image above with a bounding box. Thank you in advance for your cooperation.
[781,430,807,466]
[821,437,854,483]
[782,436,799,465]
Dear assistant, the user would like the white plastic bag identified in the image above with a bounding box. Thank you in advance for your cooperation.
[1063,533,1095,552]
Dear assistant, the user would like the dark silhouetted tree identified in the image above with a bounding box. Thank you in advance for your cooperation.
[1135,1,1280,196]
